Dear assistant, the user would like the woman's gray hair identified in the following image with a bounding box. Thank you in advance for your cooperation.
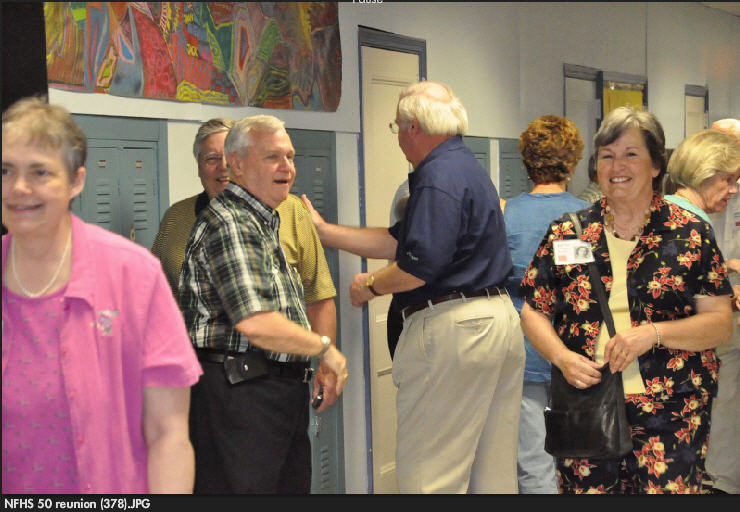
[594,106,667,191]
[224,115,286,157]
[667,129,740,190]
[397,81,468,136]
[192,118,234,160]
[2,95,86,179]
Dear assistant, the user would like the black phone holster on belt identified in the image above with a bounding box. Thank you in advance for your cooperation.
[223,351,269,385]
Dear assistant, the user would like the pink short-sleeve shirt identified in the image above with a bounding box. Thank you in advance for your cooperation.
[2,215,202,493]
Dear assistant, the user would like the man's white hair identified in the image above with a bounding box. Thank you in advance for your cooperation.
[397,81,468,136]
[711,118,740,143]
[224,114,286,156]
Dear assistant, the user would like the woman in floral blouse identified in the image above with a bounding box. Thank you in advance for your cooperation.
[519,106,734,494]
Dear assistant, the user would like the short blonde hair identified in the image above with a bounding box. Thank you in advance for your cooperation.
[667,129,740,189]
[2,95,86,179]
[397,81,468,136]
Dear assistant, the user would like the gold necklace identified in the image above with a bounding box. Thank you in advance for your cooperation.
[11,233,71,298]
[604,204,651,241]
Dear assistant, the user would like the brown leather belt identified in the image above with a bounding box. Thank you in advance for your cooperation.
[401,286,506,320]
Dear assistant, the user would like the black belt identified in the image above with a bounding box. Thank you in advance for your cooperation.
[196,348,313,383]
[401,286,507,320]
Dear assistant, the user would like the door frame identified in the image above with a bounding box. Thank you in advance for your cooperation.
[563,64,648,196]
[563,63,648,130]
[357,26,426,493]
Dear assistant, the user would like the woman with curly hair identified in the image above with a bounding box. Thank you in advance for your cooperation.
[504,115,590,493]
[519,106,733,494]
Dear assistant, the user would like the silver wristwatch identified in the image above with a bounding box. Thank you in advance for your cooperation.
[317,335,331,358]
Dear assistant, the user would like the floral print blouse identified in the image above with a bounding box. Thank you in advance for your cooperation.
[519,194,732,398]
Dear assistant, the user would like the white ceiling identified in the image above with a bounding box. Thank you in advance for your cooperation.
[701,2,740,17]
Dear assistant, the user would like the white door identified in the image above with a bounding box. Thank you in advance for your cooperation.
[565,77,600,197]
[361,46,419,493]
[685,95,707,137]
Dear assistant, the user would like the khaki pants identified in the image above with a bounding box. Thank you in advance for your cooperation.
[393,294,525,493]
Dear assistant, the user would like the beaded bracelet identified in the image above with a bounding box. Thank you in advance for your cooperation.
[651,322,662,348]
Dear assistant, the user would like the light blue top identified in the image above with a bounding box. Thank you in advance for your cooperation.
[504,192,590,382]
[664,194,714,228]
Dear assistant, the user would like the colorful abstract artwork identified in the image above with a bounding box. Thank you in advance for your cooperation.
[44,2,341,111]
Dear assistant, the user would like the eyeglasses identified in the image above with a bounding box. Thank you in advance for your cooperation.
[389,121,400,134]
[200,153,224,166]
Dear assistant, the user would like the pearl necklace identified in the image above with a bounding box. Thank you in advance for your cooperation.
[11,233,71,298]
[604,204,651,241]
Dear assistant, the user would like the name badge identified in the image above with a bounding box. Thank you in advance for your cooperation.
[553,239,595,265]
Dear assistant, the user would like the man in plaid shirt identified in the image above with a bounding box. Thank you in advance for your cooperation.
[179,115,348,494]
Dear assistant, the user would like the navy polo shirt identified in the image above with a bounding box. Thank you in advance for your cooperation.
[388,135,512,309]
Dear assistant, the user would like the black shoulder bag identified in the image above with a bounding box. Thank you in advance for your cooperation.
[543,212,633,459]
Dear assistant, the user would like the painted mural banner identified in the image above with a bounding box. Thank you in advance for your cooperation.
[44,2,341,111]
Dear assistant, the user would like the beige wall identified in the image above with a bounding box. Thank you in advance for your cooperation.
[647,2,740,147]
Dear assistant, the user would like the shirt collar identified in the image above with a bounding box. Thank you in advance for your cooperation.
[410,135,464,188]
[194,190,210,216]
[1,215,94,308]
[414,135,464,171]
[587,192,667,236]
[223,182,280,232]
[64,214,96,306]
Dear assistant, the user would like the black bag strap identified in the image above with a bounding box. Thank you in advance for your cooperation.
[567,212,616,338]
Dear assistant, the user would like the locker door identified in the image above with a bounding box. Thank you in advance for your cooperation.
[289,130,337,223]
[73,146,122,235]
[497,138,530,199]
[292,152,341,494]
[287,129,343,494]
[71,114,167,250]
[293,154,329,213]
[120,146,159,249]
[463,135,491,177]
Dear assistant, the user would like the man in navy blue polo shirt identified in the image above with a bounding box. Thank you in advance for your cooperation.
[302,81,524,493]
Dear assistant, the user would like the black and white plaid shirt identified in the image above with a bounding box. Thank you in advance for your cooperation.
[178,182,310,362]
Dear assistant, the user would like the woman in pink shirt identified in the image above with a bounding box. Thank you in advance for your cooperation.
[2,96,202,494]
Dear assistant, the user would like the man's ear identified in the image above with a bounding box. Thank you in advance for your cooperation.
[226,153,241,177]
